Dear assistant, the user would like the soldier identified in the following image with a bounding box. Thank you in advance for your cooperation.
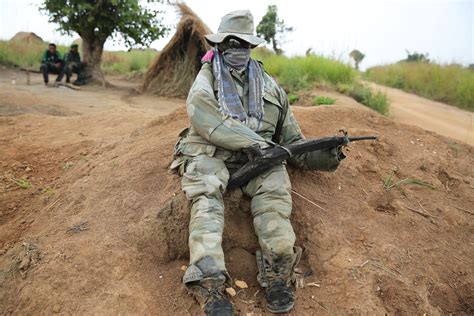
[40,43,64,85]
[64,44,87,85]
[171,10,344,315]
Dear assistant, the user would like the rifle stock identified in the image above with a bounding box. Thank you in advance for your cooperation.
[228,135,377,189]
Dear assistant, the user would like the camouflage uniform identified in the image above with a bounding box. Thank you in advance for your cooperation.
[172,62,341,284]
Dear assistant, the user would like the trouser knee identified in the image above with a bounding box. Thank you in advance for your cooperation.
[253,210,296,256]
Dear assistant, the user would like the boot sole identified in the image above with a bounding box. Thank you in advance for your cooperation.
[266,301,294,314]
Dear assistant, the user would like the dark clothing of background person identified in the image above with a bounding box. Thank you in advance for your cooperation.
[40,49,64,84]
[64,49,87,85]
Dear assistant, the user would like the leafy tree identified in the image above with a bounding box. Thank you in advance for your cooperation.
[349,49,365,70]
[41,0,169,84]
[402,50,430,63]
[256,5,292,55]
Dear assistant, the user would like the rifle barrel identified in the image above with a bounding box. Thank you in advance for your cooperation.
[348,136,378,141]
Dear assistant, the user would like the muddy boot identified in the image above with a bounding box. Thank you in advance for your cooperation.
[256,247,302,314]
[265,279,294,313]
[200,277,233,316]
[183,256,234,316]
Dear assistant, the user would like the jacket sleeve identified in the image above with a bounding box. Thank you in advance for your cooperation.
[277,87,343,171]
[186,66,270,152]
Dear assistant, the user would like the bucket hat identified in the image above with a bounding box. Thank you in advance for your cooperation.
[205,10,265,47]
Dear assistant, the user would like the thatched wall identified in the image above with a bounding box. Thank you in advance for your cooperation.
[141,3,211,98]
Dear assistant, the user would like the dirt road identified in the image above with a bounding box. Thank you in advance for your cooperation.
[368,82,474,146]
[1,68,473,314]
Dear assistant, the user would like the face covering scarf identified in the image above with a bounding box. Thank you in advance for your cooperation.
[212,48,265,125]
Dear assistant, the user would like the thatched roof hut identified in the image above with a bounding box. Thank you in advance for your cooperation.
[10,32,44,44]
[141,3,211,98]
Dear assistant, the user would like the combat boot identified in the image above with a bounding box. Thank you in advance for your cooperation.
[256,247,302,314]
[265,278,294,313]
[183,256,234,316]
[200,276,233,316]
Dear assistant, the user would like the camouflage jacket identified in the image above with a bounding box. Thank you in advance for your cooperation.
[172,61,341,173]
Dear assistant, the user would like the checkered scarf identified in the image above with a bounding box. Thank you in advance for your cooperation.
[211,48,265,123]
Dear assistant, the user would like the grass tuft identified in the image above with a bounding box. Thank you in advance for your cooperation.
[349,83,389,115]
[382,170,434,191]
[10,177,32,189]
[313,96,336,106]
[288,94,299,104]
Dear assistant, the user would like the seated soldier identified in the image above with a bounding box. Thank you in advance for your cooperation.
[40,43,64,85]
[64,44,87,85]
[171,10,344,316]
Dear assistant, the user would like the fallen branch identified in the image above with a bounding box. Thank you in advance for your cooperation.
[291,189,328,212]
[416,199,438,218]
[454,205,474,216]
[404,205,431,218]
[40,199,61,213]
[20,67,41,73]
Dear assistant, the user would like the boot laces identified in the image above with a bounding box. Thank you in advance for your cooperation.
[205,286,227,303]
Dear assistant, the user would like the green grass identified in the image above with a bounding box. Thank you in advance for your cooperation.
[253,48,356,92]
[313,96,336,105]
[253,48,388,114]
[101,49,157,75]
[0,40,157,76]
[0,40,68,68]
[366,62,474,111]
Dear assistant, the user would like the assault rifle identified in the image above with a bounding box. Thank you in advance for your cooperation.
[228,134,377,189]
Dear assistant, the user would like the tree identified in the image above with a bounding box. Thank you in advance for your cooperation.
[256,5,292,55]
[402,50,430,63]
[41,0,169,84]
[349,49,365,70]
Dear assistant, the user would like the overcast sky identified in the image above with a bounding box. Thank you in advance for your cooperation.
[0,0,472,69]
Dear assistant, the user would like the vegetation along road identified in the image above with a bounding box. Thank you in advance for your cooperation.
[368,82,473,146]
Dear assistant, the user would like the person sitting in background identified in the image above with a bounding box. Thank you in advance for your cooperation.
[40,43,64,85]
[64,44,87,85]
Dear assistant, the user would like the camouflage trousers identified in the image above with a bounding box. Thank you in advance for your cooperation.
[181,154,296,274]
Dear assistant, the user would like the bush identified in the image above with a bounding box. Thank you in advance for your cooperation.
[366,62,474,111]
[313,96,336,105]
[349,83,389,115]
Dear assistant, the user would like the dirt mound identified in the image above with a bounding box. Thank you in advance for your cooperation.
[10,32,44,44]
[141,3,211,98]
[0,98,473,314]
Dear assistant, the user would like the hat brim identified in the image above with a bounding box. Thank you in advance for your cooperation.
[205,32,265,47]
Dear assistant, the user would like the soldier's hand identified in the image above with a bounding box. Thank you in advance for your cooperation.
[244,144,265,160]
[55,63,61,69]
